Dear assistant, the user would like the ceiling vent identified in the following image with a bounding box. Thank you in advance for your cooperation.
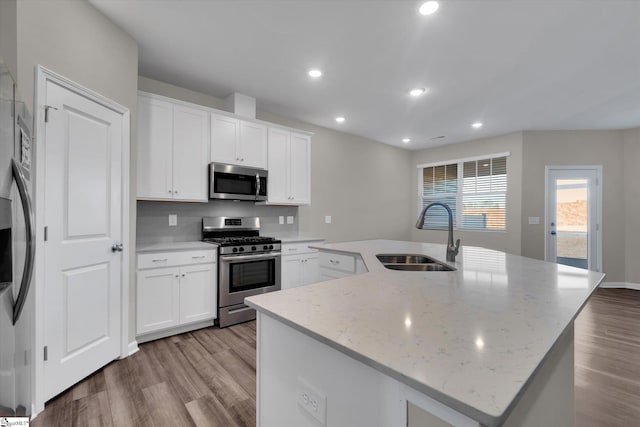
[224,92,256,119]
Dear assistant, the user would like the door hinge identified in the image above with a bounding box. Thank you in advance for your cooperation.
[44,105,58,123]
[44,226,48,241]
[43,346,48,361]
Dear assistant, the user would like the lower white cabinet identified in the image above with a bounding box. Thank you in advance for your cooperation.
[281,241,323,289]
[137,248,217,341]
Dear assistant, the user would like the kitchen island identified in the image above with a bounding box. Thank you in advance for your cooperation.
[245,240,604,427]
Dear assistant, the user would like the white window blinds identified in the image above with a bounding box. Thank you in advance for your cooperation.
[418,154,508,231]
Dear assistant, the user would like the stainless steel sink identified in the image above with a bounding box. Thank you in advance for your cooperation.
[384,264,455,272]
[376,254,436,264]
[376,253,456,272]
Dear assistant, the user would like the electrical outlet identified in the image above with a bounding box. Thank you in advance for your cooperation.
[287,215,294,224]
[168,214,177,226]
[324,215,332,224]
[279,216,285,225]
[296,377,326,425]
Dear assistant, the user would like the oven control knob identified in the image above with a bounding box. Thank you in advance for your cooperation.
[232,248,238,253]
[251,246,256,251]
[263,245,268,250]
[239,247,245,252]
[269,245,274,249]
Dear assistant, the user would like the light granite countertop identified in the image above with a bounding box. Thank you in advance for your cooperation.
[269,233,325,243]
[245,239,604,426]
[136,241,217,253]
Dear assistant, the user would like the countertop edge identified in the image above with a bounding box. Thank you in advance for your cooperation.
[136,241,217,253]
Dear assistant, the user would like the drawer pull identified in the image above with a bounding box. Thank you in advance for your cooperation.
[152,258,168,262]
[192,256,206,259]
[330,259,340,264]
[288,248,298,251]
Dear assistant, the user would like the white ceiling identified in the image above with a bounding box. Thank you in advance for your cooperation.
[90,0,640,150]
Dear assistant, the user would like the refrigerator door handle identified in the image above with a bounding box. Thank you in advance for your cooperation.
[12,159,35,325]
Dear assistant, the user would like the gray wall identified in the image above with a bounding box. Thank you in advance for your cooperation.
[138,76,414,243]
[410,132,524,255]
[410,129,640,284]
[521,130,626,282]
[623,128,640,284]
[16,0,139,341]
[0,0,17,80]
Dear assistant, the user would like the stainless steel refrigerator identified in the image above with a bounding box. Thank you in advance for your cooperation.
[0,60,35,417]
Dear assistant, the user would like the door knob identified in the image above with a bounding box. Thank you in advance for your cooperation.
[111,242,124,252]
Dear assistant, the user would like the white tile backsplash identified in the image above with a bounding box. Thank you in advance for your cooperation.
[136,200,298,244]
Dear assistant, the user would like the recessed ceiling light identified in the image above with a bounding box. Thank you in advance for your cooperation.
[335,116,345,123]
[409,88,426,97]
[402,138,411,143]
[472,122,483,129]
[308,69,322,78]
[419,1,440,16]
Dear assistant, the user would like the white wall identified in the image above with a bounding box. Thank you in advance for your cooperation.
[410,132,523,255]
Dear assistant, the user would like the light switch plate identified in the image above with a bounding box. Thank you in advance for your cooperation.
[168,214,177,226]
[324,216,332,224]
[287,216,294,224]
[279,216,285,225]
[528,216,540,225]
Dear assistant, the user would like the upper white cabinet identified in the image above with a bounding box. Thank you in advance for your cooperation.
[137,93,209,202]
[211,113,267,169]
[267,128,311,205]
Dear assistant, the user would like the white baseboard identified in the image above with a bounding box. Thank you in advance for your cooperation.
[599,282,640,291]
[127,340,139,356]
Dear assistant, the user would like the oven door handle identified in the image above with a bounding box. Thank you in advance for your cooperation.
[221,253,280,263]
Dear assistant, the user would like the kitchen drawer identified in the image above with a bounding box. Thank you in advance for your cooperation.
[138,249,216,269]
[281,242,318,256]
[319,267,353,281]
[319,251,356,273]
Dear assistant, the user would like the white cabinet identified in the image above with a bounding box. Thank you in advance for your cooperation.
[267,128,311,205]
[137,266,180,334]
[281,241,323,289]
[211,113,267,169]
[136,248,217,341]
[318,250,367,281]
[137,94,209,202]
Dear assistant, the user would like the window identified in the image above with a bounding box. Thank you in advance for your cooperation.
[418,153,508,231]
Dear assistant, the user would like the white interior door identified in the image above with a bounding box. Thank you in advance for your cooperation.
[42,79,124,400]
[545,167,601,272]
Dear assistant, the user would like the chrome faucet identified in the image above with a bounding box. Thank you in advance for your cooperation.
[415,202,461,262]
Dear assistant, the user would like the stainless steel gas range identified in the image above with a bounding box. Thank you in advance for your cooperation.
[202,217,281,328]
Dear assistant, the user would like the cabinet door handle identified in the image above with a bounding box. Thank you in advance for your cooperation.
[330,259,340,264]
[175,274,179,278]
[152,258,168,262]
[181,273,186,277]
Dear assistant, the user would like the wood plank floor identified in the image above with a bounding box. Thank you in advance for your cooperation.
[32,288,640,426]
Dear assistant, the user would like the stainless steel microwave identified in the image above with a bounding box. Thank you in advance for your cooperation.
[209,163,268,201]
